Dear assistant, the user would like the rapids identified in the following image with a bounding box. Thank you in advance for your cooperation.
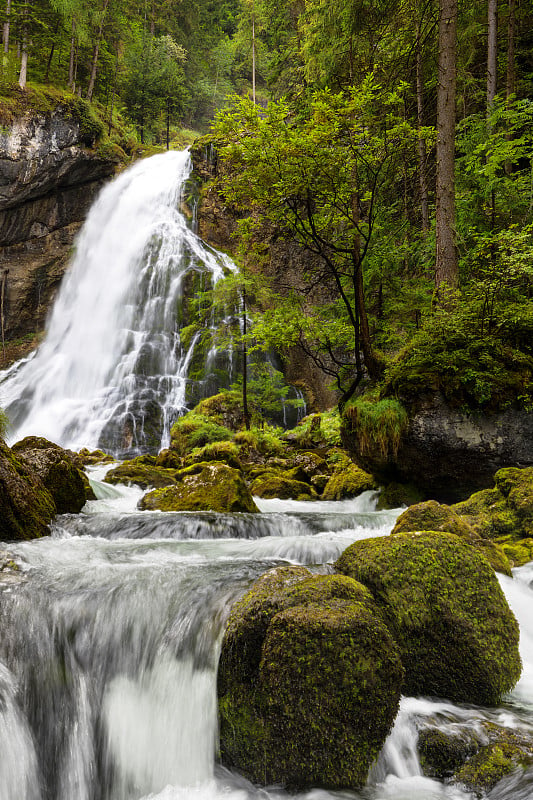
[0,474,531,800]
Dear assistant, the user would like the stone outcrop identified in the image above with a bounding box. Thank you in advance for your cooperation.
[342,392,533,501]
[0,95,120,350]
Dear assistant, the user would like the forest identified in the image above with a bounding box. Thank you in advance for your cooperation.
[1,0,533,420]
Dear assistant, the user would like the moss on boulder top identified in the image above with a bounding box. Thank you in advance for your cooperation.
[249,472,318,501]
[335,532,521,705]
[103,458,178,489]
[322,461,377,500]
[138,461,258,513]
[391,499,511,574]
[0,438,56,540]
[12,436,88,514]
[453,466,533,566]
[218,567,403,790]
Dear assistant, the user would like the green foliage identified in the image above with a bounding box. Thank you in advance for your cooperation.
[291,410,342,447]
[234,425,285,457]
[343,398,408,459]
[170,411,233,455]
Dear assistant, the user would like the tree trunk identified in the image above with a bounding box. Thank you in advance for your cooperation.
[435,0,458,290]
[3,0,11,55]
[416,28,430,233]
[251,10,256,104]
[242,286,251,429]
[18,0,28,90]
[487,0,498,110]
[108,50,119,135]
[506,0,516,97]
[86,0,110,102]
[68,19,76,89]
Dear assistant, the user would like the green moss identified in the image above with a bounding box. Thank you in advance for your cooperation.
[139,461,259,512]
[335,532,521,705]
[234,427,285,458]
[77,448,115,466]
[453,488,520,539]
[103,459,177,489]
[0,439,56,540]
[455,740,533,794]
[250,473,318,500]
[342,398,408,460]
[218,567,403,790]
[322,462,376,500]
[170,412,233,456]
[184,440,242,469]
[418,727,480,779]
[499,537,533,567]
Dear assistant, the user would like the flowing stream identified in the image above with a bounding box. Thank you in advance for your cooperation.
[0,477,531,800]
[0,151,531,800]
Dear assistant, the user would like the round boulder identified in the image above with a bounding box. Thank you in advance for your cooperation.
[12,436,87,514]
[335,532,521,705]
[218,567,403,790]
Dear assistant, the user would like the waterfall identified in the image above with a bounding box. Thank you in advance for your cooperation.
[0,151,233,456]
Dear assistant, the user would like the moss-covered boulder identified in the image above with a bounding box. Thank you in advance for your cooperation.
[103,458,178,489]
[335,532,521,705]
[376,481,424,510]
[391,500,511,575]
[139,461,258,512]
[418,727,481,779]
[249,472,318,501]
[452,466,533,566]
[12,436,87,514]
[322,461,377,500]
[154,449,182,469]
[453,725,533,795]
[0,438,56,540]
[77,448,115,466]
[218,567,403,790]
[183,440,242,470]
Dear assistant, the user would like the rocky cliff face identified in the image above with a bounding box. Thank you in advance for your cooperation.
[0,103,119,355]
[342,392,533,502]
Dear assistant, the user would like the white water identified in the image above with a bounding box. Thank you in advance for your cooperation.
[0,151,233,455]
[0,480,531,800]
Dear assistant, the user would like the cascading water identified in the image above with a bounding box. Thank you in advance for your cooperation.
[0,150,235,456]
[0,478,532,800]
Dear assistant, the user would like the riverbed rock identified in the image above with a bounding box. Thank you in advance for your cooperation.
[12,436,88,513]
[391,500,511,574]
[0,438,56,540]
[321,461,376,500]
[249,471,318,500]
[419,722,533,794]
[335,532,521,705]
[139,461,259,512]
[103,458,178,489]
[218,567,403,790]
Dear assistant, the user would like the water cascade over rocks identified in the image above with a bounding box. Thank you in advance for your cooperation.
[0,150,236,456]
[0,477,531,800]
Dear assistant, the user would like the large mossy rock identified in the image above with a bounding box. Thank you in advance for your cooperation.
[391,500,511,575]
[453,466,533,566]
[103,458,178,489]
[12,436,87,514]
[335,532,521,705]
[249,472,318,501]
[0,438,56,540]
[321,462,376,500]
[218,567,403,790]
[139,461,259,512]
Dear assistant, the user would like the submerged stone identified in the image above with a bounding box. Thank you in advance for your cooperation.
[335,532,521,705]
[218,567,403,790]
